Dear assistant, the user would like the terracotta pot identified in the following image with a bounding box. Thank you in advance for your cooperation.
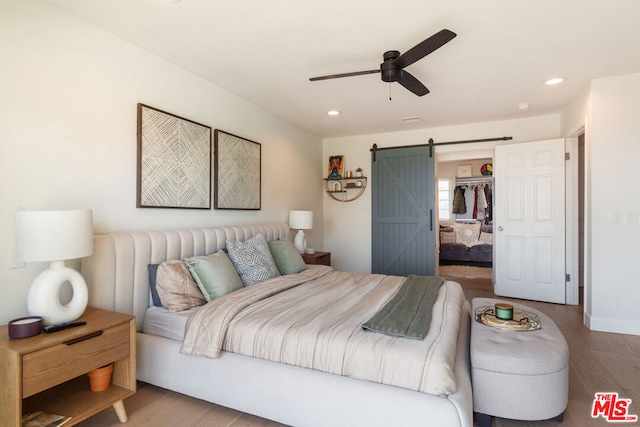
[88,363,114,392]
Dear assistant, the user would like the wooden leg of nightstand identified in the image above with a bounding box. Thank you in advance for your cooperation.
[113,400,128,423]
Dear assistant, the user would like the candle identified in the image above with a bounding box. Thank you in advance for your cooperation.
[495,303,514,320]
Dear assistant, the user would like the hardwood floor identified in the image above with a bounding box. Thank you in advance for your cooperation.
[77,275,640,427]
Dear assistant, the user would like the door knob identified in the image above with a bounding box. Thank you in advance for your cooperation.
[498,226,504,231]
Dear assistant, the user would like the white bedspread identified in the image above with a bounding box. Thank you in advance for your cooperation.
[181,265,464,395]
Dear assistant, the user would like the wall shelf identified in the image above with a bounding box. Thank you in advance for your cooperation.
[324,177,367,202]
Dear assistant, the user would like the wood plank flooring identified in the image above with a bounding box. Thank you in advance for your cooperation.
[77,274,640,427]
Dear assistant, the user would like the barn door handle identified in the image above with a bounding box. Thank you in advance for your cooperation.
[430,209,433,231]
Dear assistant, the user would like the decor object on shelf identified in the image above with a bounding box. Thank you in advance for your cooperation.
[214,129,261,210]
[481,163,493,175]
[15,209,94,325]
[324,176,367,202]
[21,411,71,426]
[137,104,212,209]
[457,164,472,178]
[8,316,43,339]
[355,167,363,177]
[88,363,114,392]
[327,155,345,178]
[289,210,313,254]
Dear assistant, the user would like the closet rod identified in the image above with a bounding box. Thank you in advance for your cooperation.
[370,136,512,160]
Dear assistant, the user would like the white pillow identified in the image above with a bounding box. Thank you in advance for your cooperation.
[455,222,481,246]
[478,231,493,245]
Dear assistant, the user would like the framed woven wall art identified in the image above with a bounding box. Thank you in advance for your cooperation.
[214,129,261,210]
[137,104,212,209]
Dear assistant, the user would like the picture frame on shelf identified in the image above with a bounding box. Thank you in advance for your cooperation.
[457,164,473,178]
[328,155,345,178]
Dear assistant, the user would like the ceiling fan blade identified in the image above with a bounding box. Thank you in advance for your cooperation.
[397,70,430,96]
[393,29,457,69]
[309,69,380,81]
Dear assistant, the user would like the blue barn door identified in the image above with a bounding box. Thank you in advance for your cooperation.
[372,146,436,276]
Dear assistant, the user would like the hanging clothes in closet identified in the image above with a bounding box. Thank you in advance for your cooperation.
[453,182,492,223]
[452,186,466,214]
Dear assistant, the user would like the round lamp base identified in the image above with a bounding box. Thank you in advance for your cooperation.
[27,262,88,325]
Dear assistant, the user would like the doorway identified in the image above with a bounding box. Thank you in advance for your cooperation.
[436,158,494,281]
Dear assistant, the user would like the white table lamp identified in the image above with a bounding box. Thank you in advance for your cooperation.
[289,210,313,254]
[15,210,94,325]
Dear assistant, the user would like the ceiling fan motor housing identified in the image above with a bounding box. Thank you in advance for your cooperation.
[381,50,402,82]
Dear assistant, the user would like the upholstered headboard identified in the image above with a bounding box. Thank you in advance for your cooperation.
[81,224,289,331]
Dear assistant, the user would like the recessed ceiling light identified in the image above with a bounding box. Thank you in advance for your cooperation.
[517,103,531,111]
[543,77,565,86]
[327,110,341,116]
[402,116,422,123]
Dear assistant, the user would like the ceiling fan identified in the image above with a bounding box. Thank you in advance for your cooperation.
[309,29,457,97]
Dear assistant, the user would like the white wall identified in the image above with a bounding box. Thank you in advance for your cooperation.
[0,1,323,325]
[585,73,640,335]
[322,115,561,273]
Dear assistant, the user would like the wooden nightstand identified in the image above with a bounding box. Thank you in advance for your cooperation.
[0,307,136,426]
[301,251,331,266]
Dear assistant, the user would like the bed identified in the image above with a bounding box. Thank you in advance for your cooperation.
[81,223,473,427]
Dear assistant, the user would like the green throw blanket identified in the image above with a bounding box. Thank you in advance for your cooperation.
[362,275,444,340]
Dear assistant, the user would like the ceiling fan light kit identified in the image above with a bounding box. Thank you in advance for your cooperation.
[310,29,456,97]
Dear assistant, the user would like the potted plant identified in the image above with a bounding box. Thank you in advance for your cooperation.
[88,363,114,392]
[355,167,363,177]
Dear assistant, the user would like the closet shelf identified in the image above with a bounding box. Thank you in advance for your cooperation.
[455,176,492,185]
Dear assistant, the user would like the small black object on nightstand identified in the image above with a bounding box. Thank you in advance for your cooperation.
[42,320,87,333]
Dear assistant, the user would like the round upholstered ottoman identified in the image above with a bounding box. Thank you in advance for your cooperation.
[470,298,569,427]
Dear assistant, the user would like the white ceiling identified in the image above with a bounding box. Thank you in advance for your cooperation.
[46,0,640,138]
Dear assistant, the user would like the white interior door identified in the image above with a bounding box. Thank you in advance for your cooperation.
[494,139,566,303]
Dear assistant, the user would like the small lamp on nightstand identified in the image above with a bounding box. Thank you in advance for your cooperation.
[289,210,313,254]
[15,209,94,325]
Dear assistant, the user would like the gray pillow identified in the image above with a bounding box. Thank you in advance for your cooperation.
[268,239,307,275]
[227,233,281,286]
[185,250,244,301]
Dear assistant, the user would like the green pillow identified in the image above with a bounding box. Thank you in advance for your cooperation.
[185,250,244,301]
[268,239,307,275]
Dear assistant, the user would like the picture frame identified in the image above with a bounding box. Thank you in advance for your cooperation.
[214,129,261,210]
[457,164,473,178]
[328,155,345,178]
[137,104,212,209]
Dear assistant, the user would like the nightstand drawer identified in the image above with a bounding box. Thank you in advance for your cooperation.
[22,323,130,398]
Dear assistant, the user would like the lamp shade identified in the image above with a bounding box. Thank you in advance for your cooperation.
[289,210,313,230]
[16,209,94,262]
